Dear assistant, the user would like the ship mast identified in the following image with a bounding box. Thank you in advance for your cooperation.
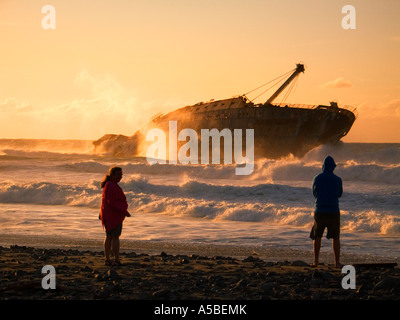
[265,63,305,104]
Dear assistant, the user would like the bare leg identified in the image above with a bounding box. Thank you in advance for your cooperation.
[104,234,112,262]
[112,237,120,262]
[333,238,342,268]
[312,237,322,266]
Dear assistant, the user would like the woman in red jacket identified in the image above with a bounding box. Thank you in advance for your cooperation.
[100,166,130,266]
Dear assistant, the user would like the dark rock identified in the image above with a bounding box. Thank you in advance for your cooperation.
[321,271,337,280]
[105,269,122,281]
[260,282,274,294]
[14,270,26,278]
[311,270,323,279]
[243,256,261,263]
[208,275,226,287]
[290,260,309,267]
[373,276,400,291]
[310,278,324,287]
[80,266,93,272]
[234,279,247,289]
[356,284,369,296]
[152,288,171,298]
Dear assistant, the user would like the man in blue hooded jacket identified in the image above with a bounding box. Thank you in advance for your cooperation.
[310,156,343,267]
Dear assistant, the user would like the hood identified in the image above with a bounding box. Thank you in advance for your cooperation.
[322,156,336,172]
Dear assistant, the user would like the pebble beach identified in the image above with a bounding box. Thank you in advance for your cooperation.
[1,245,399,301]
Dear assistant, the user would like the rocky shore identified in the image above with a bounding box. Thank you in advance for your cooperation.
[0,245,399,301]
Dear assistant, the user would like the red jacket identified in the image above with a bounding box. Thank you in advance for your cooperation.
[100,181,128,231]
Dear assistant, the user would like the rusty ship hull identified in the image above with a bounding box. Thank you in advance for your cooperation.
[93,64,356,159]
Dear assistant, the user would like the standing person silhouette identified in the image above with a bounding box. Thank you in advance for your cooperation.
[100,166,130,266]
[310,156,343,268]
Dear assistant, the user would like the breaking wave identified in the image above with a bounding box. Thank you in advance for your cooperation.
[1,140,399,236]
[2,139,400,184]
[1,174,399,236]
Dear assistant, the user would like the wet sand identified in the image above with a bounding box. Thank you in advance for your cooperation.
[0,243,399,301]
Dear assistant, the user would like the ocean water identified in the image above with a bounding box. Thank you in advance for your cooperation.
[0,139,399,262]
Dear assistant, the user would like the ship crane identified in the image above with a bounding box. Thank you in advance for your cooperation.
[266,63,305,104]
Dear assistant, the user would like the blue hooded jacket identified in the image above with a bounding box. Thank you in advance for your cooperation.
[312,156,343,215]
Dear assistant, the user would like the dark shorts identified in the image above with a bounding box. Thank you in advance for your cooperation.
[310,214,340,240]
[106,223,122,237]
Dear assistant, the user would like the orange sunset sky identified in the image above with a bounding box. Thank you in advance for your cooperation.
[1,0,399,142]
